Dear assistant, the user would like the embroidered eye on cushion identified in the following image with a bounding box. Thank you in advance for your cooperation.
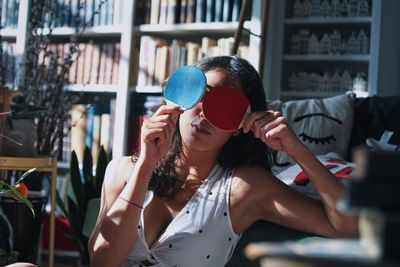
[274,93,356,173]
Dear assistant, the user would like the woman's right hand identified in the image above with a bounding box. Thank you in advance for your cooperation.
[139,104,183,166]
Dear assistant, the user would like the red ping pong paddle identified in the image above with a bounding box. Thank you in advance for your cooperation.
[202,86,250,131]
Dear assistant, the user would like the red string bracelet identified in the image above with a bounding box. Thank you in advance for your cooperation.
[118,196,143,209]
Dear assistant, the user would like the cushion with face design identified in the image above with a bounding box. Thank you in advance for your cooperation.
[276,153,355,199]
[271,93,356,174]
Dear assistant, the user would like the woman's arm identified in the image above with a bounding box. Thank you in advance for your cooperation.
[88,105,183,267]
[241,110,358,237]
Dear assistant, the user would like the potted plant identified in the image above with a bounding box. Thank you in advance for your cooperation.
[0,0,107,263]
[0,168,36,265]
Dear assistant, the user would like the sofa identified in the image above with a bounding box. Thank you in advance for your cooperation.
[227,93,400,267]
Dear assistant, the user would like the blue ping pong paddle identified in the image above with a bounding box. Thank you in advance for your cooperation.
[164,65,207,110]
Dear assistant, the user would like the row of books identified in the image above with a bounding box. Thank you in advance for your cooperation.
[43,42,120,85]
[69,42,120,85]
[0,42,16,86]
[135,0,250,25]
[64,99,116,165]
[137,36,249,86]
[1,0,122,30]
[53,0,122,28]
[1,0,19,28]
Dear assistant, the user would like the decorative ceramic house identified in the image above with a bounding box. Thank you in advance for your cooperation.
[308,72,321,91]
[319,33,331,54]
[349,0,359,17]
[340,39,347,54]
[321,0,330,17]
[330,30,341,54]
[359,0,370,16]
[299,30,310,54]
[311,0,321,17]
[308,33,319,54]
[289,72,299,91]
[358,29,369,54]
[347,31,360,54]
[291,33,302,54]
[341,70,353,91]
[293,0,303,18]
[353,72,367,92]
[303,0,312,17]
[341,0,350,17]
[321,72,331,92]
[298,72,308,91]
[331,70,342,91]
[330,0,341,17]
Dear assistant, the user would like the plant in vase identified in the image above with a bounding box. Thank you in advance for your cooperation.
[0,0,109,263]
[0,168,36,266]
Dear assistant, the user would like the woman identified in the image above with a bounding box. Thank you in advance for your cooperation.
[88,56,358,267]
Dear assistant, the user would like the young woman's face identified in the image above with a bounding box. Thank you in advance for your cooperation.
[179,68,243,152]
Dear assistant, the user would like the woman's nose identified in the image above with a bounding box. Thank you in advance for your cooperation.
[199,109,205,118]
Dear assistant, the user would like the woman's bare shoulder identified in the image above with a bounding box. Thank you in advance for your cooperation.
[104,156,136,188]
[231,164,279,200]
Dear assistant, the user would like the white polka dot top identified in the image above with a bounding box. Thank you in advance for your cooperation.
[121,163,241,267]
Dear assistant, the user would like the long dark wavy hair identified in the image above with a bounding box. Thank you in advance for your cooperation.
[135,56,273,198]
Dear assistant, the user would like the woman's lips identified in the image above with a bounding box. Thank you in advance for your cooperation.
[191,120,211,135]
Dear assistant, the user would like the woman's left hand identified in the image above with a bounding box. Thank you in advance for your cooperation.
[242,110,303,156]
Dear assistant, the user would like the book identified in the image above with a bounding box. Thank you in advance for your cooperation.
[91,114,101,166]
[111,42,120,84]
[89,44,101,84]
[206,0,215,22]
[104,43,115,84]
[195,0,206,22]
[167,0,180,24]
[215,0,224,22]
[150,0,161,24]
[85,104,95,150]
[98,43,107,84]
[137,36,150,85]
[222,0,233,22]
[186,0,195,23]
[75,43,86,84]
[180,0,187,23]
[232,0,242,21]
[83,42,94,84]
[100,113,111,154]
[159,0,168,24]
[70,104,87,163]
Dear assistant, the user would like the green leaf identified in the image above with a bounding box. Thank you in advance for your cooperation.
[82,146,94,199]
[69,151,85,213]
[15,168,37,184]
[55,189,70,219]
[94,146,108,198]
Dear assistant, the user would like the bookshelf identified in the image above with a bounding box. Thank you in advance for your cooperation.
[263,0,400,101]
[118,0,267,156]
[2,0,268,159]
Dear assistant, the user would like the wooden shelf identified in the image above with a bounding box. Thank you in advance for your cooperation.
[283,54,370,62]
[36,25,122,37]
[132,85,163,94]
[0,28,18,39]
[65,84,118,93]
[285,17,372,25]
[134,21,252,36]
